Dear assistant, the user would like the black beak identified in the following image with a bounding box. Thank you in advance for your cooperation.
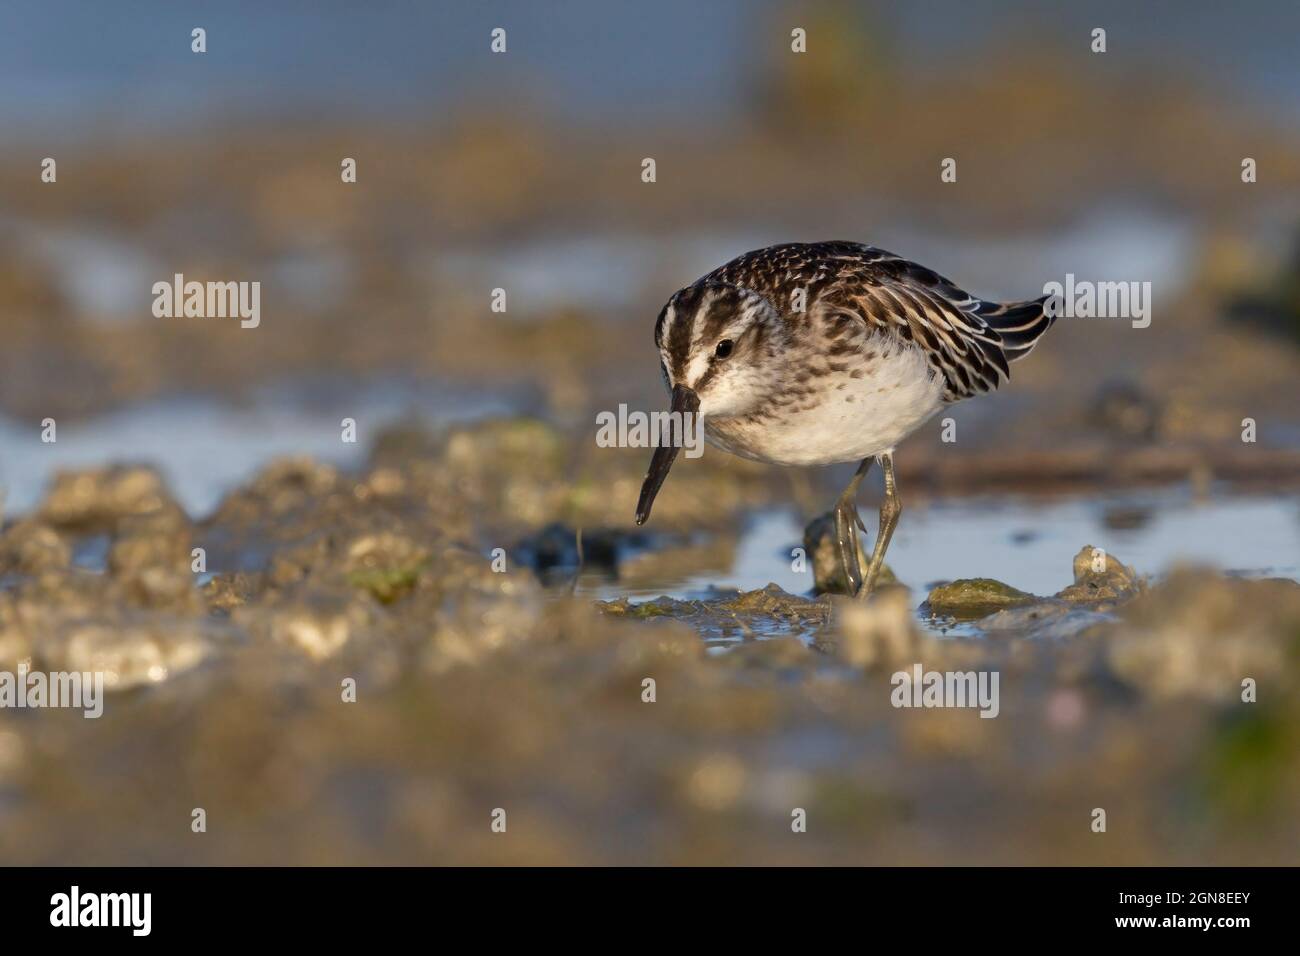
[634,384,700,526]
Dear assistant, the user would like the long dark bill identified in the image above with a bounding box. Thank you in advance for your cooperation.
[634,384,700,526]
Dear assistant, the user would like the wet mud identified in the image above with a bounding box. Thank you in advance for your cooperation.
[2,419,1297,864]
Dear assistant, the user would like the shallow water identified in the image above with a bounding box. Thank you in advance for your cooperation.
[0,380,520,518]
[4,388,1297,633]
[580,491,1300,605]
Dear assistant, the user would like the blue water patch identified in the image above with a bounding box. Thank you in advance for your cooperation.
[583,493,1300,605]
[0,378,521,519]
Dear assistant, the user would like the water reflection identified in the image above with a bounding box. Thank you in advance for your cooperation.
[582,494,1300,604]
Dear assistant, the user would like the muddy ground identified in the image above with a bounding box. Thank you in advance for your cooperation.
[1,418,1297,865]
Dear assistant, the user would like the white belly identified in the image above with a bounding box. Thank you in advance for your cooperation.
[705,345,944,466]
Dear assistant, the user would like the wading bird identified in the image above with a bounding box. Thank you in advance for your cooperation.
[635,241,1056,597]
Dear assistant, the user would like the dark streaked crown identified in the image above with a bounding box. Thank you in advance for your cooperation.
[654,281,751,383]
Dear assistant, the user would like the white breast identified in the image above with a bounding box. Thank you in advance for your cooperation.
[705,340,944,467]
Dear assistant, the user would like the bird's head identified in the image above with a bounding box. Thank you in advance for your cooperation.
[653,280,786,418]
[635,281,786,524]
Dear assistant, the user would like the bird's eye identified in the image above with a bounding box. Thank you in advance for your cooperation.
[714,339,734,359]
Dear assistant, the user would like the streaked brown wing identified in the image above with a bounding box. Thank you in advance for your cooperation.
[700,241,1042,403]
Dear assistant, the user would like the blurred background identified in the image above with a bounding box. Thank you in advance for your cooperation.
[2,0,1299,506]
[0,1,1298,865]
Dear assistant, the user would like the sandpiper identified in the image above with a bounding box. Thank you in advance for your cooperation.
[634,241,1057,597]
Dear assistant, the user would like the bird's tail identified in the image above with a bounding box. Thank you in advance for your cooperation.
[977,294,1057,363]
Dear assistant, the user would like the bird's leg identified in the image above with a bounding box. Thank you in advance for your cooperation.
[832,459,872,597]
[860,452,901,598]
